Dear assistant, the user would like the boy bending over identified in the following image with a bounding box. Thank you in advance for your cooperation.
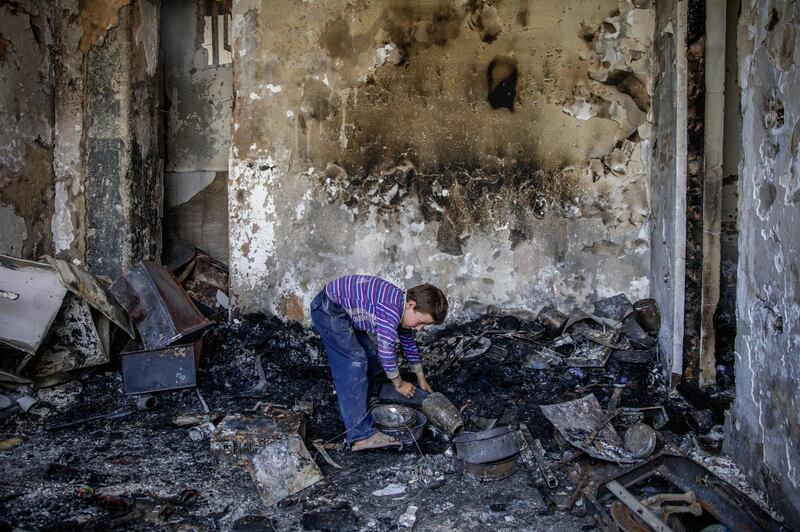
[310,275,447,451]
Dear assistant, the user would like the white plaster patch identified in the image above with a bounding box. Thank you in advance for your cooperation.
[51,182,74,255]
[264,84,282,93]
[628,276,649,299]
[229,158,281,295]
[249,92,262,100]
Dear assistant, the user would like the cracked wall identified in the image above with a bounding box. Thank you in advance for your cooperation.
[0,0,55,259]
[724,0,800,523]
[229,0,655,320]
[162,0,232,264]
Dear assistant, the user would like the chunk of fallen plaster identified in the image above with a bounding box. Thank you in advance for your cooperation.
[398,505,418,529]
[372,483,407,497]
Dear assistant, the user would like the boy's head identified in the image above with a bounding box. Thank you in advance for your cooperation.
[402,284,448,331]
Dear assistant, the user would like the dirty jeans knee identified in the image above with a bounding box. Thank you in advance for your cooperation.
[310,290,376,443]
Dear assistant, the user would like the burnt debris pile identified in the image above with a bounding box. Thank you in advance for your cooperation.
[0,257,784,530]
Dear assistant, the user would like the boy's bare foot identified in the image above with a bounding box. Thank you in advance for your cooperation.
[351,431,402,451]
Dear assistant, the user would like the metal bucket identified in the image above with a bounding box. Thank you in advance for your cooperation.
[453,425,520,464]
[536,305,568,334]
[633,298,660,335]
[420,392,463,435]
[453,454,519,481]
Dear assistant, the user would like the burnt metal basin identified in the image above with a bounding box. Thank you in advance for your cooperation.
[453,454,519,481]
[380,410,427,445]
[453,425,520,464]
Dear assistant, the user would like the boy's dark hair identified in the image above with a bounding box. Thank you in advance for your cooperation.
[407,284,448,324]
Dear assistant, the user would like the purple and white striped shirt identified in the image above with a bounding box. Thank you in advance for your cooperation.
[326,275,422,379]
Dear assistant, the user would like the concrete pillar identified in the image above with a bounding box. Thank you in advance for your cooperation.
[53,0,162,278]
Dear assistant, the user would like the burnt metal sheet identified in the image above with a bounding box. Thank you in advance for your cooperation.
[592,294,636,323]
[45,256,135,338]
[244,433,323,507]
[211,411,307,469]
[0,254,67,357]
[620,317,656,349]
[120,341,201,394]
[540,394,640,464]
[110,261,212,350]
[585,453,783,532]
[34,293,109,378]
[564,340,613,367]
[0,368,32,386]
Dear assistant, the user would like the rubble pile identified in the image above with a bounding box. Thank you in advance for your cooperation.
[0,255,785,530]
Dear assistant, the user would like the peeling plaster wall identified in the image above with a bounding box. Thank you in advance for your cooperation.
[229,0,655,320]
[162,0,231,264]
[0,0,55,259]
[725,0,800,523]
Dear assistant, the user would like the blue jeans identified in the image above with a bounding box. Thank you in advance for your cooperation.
[310,289,381,442]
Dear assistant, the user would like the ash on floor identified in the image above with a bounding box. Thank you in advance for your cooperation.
[1,313,689,531]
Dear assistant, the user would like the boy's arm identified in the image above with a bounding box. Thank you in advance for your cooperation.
[398,329,433,393]
[375,304,403,380]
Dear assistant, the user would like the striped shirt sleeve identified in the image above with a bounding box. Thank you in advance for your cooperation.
[375,301,402,379]
[398,329,423,373]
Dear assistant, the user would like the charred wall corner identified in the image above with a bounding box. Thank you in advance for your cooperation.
[229,0,655,320]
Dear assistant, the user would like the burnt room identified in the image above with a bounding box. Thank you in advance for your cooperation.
[1,0,798,530]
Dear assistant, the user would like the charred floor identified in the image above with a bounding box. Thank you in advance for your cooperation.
[0,287,783,531]
[2,0,800,530]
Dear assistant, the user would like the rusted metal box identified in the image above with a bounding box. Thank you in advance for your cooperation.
[210,411,307,469]
[120,341,202,394]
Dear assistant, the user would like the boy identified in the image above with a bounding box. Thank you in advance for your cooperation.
[310,275,448,451]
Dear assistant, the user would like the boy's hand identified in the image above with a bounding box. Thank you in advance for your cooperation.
[416,373,433,394]
[392,378,416,399]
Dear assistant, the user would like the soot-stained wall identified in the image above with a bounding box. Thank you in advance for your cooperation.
[51,0,162,279]
[230,0,656,320]
[0,1,55,259]
[725,0,800,523]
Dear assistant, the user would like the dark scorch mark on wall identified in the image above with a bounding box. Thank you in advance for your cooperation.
[487,55,517,110]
